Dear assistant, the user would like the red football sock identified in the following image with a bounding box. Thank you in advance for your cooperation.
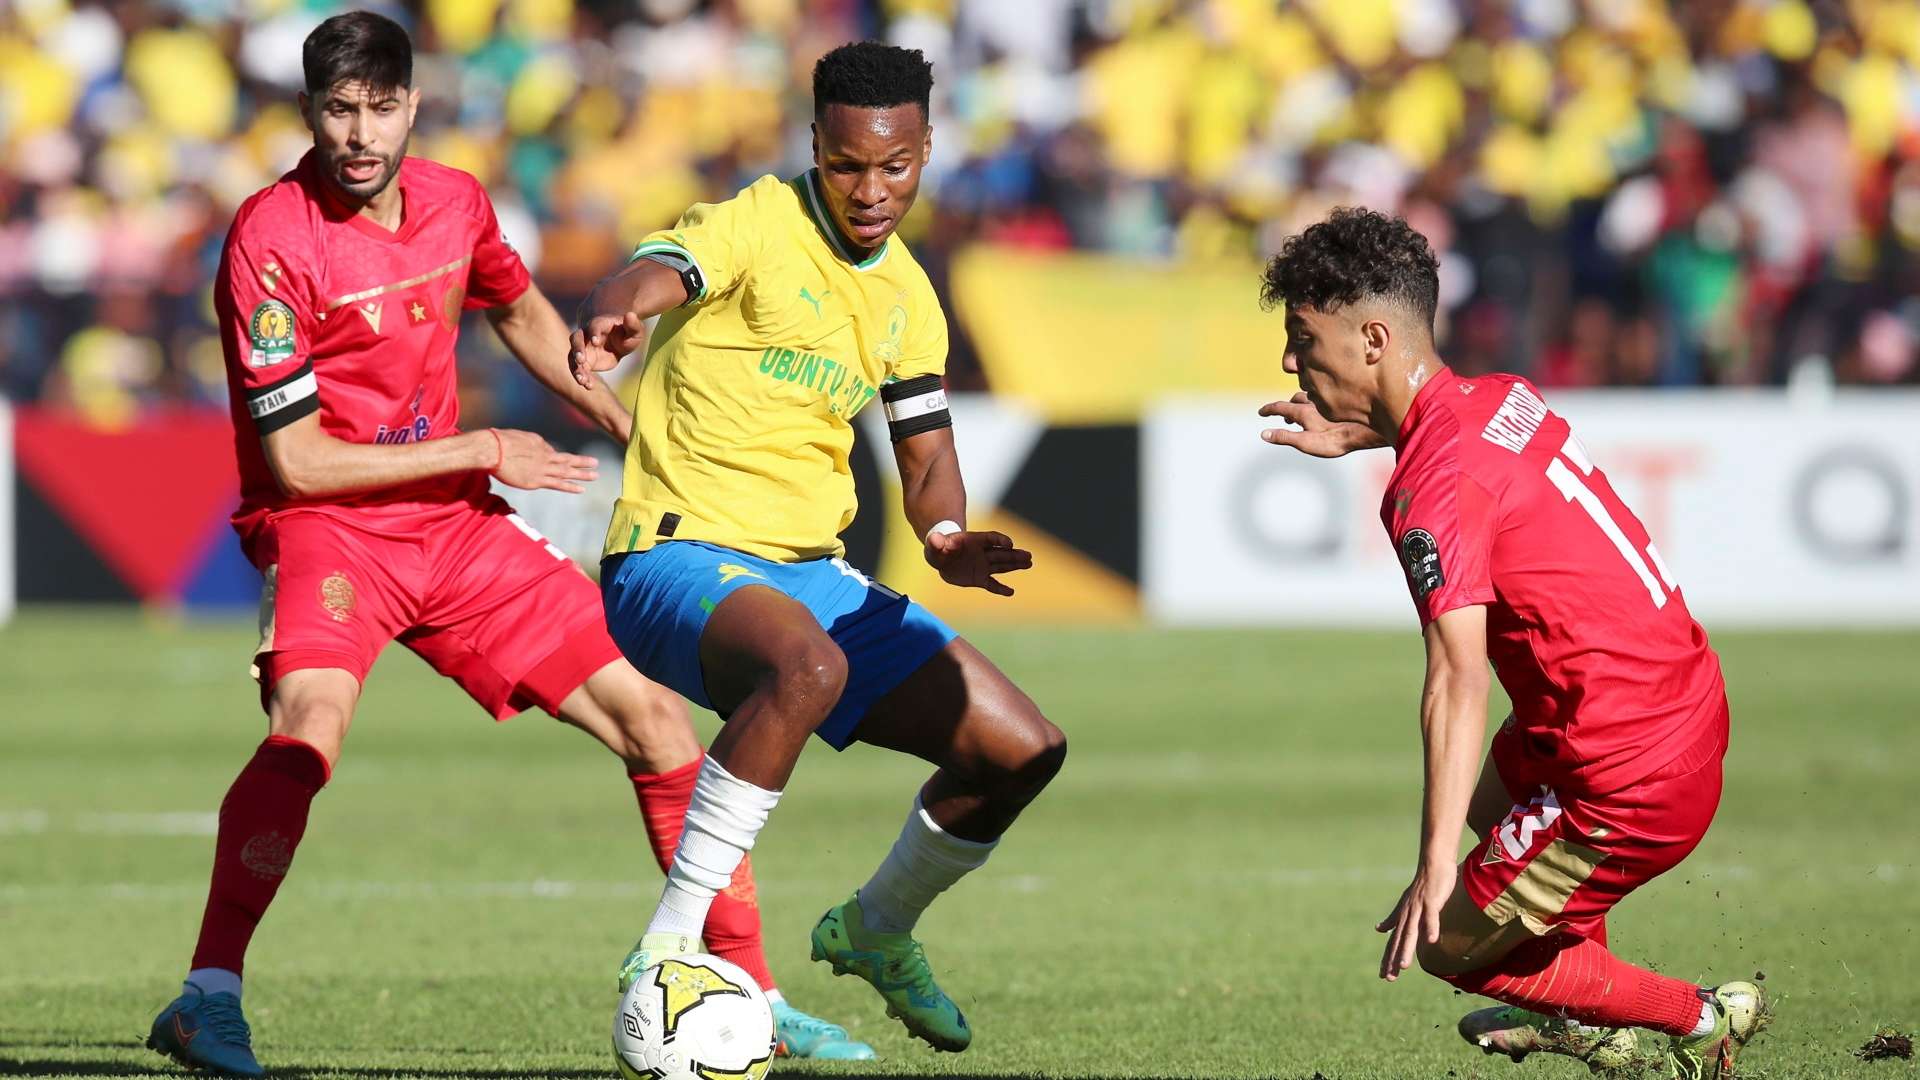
[189,735,331,974]
[631,755,775,993]
[1439,934,1705,1036]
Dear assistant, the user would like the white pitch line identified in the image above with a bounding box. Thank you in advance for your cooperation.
[0,810,218,836]
[0,810,50,834]
[76,812,220,835]
[0,863,1784,906]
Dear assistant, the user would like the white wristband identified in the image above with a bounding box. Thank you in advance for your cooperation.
[925,519,963,545]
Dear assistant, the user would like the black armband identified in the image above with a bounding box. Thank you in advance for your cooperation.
[247,359,320,433]
[880,374,952,442]
[635,249,706,306]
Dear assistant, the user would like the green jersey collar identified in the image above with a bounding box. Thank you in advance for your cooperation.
[795,169,890,271]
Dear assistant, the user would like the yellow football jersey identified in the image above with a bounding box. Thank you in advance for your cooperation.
[603,171,949,563]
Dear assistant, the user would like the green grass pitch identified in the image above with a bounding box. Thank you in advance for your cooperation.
[2,609,1915,1079]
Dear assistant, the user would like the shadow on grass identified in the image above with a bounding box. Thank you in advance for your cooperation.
[0,1063,1336,1080]
[0,1062,612,1080]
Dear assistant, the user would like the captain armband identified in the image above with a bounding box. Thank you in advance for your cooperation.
[247,359,320,434]
[880,375,951,443]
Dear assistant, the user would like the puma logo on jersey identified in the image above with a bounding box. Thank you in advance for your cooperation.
[799,286,831,317]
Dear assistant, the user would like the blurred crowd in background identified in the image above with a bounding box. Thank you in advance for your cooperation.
[3,0,1920,432]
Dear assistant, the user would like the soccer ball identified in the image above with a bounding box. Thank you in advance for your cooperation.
[612,954,776,1080]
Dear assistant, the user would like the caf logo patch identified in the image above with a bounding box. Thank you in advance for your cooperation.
[249,299,296,368]
[1399,528,1445,600]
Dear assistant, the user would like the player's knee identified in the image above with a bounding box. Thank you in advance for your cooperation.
[269,699,351,762]
[605,691,693,763]
[989,713,1067,801]
[767,641,847,718]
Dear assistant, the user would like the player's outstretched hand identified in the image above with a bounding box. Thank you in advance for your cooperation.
[489,428,599,494]
[1375,860,1456,982]
[925,529,1033,597]
[1258,392,1388,458]
[568,312,649,390]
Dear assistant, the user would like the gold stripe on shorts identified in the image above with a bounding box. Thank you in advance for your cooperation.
[1483,838,1608,935]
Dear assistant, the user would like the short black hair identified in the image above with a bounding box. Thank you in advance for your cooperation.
[812,41,933,120]
[1260,207,1440,334]
[303,11,412,99]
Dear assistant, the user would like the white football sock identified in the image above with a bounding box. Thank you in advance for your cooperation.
[856,794,997,935]
[185,967,241,1001]
[648,756,781,938]
[764,989,786,1008]
[1689,1000,1717,1037]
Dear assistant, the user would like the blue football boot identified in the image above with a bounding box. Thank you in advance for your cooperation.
[772,1000,877,1060]
[148,983,265,1077]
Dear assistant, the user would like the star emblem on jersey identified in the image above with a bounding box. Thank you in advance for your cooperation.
[320,571,356,622]
[1399,528,1445,600]
[248,300,296,368]
[717,564,767,585]
[409,301,428,323]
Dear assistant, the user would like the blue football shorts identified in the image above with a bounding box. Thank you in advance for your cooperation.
[600,540,957,749]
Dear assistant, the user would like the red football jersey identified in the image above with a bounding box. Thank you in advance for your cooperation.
[216,150,531,545]
[1383,370,1726,797]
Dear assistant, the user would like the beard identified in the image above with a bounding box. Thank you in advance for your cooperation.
[324,137,407,204]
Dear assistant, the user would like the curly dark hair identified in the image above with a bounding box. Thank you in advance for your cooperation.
[1260,208,1440,334]
[813,41,933,120]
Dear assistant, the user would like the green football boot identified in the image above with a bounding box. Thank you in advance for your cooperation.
[616,930,698,994]
[1459,1005,1649,1074]
[809,893,971,1052]
[1666,981,1771,1080]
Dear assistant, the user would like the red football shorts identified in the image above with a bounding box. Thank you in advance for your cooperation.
[245,497,621,719]
[1460,704,1729,940]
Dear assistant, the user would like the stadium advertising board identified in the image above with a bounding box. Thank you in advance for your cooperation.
[1145,391,1920,627]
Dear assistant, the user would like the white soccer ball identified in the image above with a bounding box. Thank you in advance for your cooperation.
[612,954,776,1080]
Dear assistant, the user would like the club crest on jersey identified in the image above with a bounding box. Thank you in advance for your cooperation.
[873,304,908,363]
[249,300,297,367]
[1399,528,1445,599]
